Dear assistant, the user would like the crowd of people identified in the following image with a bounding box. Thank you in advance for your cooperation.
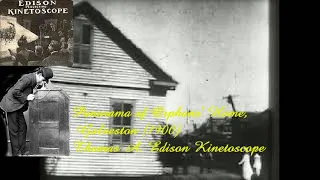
[10,19,73,66]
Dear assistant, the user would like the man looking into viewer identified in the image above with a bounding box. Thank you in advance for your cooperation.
[0,68,53,156]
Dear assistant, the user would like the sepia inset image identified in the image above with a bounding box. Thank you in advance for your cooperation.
[0,0,73,66]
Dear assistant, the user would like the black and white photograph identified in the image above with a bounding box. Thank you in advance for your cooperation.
[0,0,279,180]
[0,0,73,66]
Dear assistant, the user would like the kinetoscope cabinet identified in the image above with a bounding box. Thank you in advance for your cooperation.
[29,89,70,156]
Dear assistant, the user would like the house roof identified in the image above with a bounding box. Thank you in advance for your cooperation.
[74,1,178,85]
[238,109,271,129]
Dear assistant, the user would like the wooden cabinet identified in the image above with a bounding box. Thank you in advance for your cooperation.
[29,89,69,156]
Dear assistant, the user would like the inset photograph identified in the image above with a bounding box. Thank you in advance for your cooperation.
[0,0,73,66]
[0,66,69,157]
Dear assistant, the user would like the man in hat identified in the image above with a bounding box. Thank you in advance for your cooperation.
[0,68,53,156]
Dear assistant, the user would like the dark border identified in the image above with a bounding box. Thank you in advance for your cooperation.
[269,0,279,180]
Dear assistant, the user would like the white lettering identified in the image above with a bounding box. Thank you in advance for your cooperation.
[7,9,14,15]
[63,8,68,13]
[43,1,49,6]
[18,1,24,6]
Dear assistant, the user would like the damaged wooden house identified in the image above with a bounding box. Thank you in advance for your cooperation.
[35,1,178,178]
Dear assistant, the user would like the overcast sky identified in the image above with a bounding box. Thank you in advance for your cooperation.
[73,0,269,130]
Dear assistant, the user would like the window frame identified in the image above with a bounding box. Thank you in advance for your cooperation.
[109,99,136,150]
[72,17,93,69]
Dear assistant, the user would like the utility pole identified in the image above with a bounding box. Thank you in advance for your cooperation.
[185,54,191,143]
[223,94,238,112]
[223,94,239,140]
[186,70,190,143]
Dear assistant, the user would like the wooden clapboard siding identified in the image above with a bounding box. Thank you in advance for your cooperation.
[40,1,178,177]
[43,82,167,176]
[50,24,155,89]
